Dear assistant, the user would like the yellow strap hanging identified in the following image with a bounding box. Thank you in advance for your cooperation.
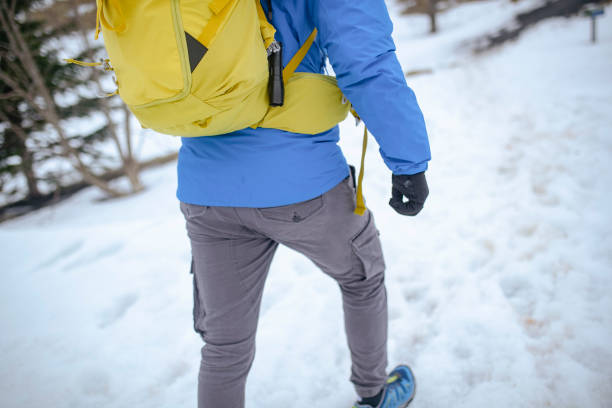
[64,58,103,67]
[354,125,368,216]
[283,28,318,84]
[64,59,118,97]
[349,106,368,216]
[64,58,114,71]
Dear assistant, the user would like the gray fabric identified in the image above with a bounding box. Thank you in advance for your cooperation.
[180,176,388,408]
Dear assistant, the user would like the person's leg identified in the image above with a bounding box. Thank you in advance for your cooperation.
[250,176,388,399]
[180,203,278,408]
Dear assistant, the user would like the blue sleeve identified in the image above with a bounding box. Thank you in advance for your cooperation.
[312,0,431,175]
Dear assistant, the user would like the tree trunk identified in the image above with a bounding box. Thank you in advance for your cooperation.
[121,106,144,192]
[19,139,41,198]
[0,108,41,198]
[428,0,438,34]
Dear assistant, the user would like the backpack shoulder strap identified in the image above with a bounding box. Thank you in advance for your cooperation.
[283,28,318,84]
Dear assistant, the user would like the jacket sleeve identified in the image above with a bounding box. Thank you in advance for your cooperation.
[312,0,431,175]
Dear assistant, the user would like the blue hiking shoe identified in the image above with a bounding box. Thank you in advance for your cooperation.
[352,365,416,408]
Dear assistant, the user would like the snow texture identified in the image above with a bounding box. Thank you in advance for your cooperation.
[1,2,611,407]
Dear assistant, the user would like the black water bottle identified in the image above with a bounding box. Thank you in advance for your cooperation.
[268,41,284,106]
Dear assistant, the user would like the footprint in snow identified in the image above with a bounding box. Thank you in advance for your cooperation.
[517,224,538,238]
[64,241,125,271]
[30,239,84,273]
[463,366,492,388]
[521,317,549,339]
[453,344,473,360]
[531,181,560,207]
[97,293,139,329]
[422,298,438,317]
[569,344,612,373]
[78,368,111,396]
[497,164,518,179]
[402,286,427,303]
[499,275,528,298]
[499,275,536,317]
[162,360,190,385]
[388,306,401,321]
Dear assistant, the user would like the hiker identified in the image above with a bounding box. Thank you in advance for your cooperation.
[91,0,430,406]
[178,2,430,407]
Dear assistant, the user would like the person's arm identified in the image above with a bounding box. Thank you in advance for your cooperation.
[313,0,431,176]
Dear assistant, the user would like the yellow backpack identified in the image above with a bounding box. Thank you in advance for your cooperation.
[72,0,369,215]
[91,0,351,137]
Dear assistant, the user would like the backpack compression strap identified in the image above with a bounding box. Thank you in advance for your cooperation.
[354,126,368,216]
[350,108,369,216]
[282,28,318,84]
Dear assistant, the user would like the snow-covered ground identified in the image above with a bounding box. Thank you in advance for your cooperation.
[2,2,612,407]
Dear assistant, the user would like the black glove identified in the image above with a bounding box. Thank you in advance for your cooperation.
[389,172,429,216]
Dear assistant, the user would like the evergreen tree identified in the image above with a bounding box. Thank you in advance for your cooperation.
[0,0,142,205]
[0,0,44,200]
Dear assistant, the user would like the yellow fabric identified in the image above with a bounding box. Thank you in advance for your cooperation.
[249,25,318,130]
[197,0,238,47]
[180,1,212,47]
[283,28,318,84]
[99,0,127,32]
[99,0,187,106]
[258,73,349,134]
[187,0,269,132]
[95,0,127,40]
[254,0,277,49]
[354,126,368,216]
[209,0,231,14]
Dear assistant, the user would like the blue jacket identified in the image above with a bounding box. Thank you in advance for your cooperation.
[177,0,431,207]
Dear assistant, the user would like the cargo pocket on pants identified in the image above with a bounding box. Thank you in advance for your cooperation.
[350,212,386,279]
[191,258,206,336]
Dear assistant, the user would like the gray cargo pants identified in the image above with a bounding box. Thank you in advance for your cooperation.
[180,175,388,408]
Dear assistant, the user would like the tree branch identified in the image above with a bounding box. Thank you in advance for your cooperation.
[0,69,38,107]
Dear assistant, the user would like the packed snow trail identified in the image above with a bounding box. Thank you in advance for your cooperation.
[1,2,611,407]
